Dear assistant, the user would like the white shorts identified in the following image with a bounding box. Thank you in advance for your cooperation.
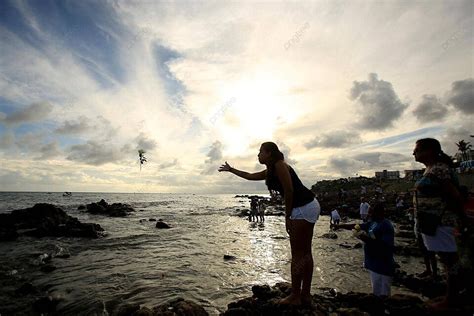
[422,226,457,253]
[290,199,320,223]
[369,270,392,297]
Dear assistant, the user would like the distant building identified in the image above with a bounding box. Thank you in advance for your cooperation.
[375,170,400,180]
[404,169,424,180]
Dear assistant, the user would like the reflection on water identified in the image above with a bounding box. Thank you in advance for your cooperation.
[0,192,420,315]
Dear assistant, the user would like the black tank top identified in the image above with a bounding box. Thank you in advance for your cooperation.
[267,165,315,208]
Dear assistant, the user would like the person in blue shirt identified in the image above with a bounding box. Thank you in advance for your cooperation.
[336,202,395,296]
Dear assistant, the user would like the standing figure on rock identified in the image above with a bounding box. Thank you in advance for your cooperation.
[412,138,468,311]
[360,197,370,222]
[218,142,320,306]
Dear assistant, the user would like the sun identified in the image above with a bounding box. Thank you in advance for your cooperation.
[214,71,293,156]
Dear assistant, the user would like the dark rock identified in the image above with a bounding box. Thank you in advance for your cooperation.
[33,295,60,314]
[221,283,435,316]
[115,303,140,316]
[321,232,338,239]
[353,242,363,249]
[85,200,135,217]
[224,255,237,261]
[0,224,19,241]
[156,220,171,229]
[149,218,157,221]
[78,205,86,210]
[40,264,57,273]
[396,230,415,239]
[149,297,208,316]
[0,204,105,240]
[14,282,38,296]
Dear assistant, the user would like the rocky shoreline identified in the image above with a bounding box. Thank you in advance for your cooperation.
[1,198,473,315]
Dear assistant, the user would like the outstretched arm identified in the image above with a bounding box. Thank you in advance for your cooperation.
[218,161,266,181]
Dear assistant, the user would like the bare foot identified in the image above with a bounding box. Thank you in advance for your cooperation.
[278,293,302,305]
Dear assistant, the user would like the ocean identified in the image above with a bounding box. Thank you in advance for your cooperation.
[0,192,420,315]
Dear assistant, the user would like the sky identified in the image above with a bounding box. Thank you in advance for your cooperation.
[0,0,472,193]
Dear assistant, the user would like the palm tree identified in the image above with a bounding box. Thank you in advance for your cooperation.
[138,149,147,171]
[456,140,472,161]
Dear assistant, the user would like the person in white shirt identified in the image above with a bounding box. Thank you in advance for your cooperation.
[360,198,370,222]
[330,208,341,226]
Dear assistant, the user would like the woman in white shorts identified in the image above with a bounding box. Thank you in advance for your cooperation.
[413,138,465,310]
[219,142,320,306]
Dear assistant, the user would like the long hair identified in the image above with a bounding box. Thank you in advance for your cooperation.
[261,142,285,189]
[416,138,454,168]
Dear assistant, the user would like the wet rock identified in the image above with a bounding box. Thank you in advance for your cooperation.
[224,255,237,261]
[40,264,57,273]
[149,297,208,316]
[221,283,432,316]
[53,245,70,258]
[156,220,171,229]
[0,204,105,240]
[115,303,141,316]
[353,242,363,249]
[321,232,338,239]
[85,200,135,217]
[393,270,445,298]
[0,225,19,241]
[396,230,415,239]
[14,282,38,296]
[77,204,86,210]
[149,218,157,221]
[33,295,61,314]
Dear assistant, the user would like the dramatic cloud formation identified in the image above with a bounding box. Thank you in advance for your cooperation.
[55,116,91,134]
[413,95,448,122]
[305,130,361,149]
[202,141,223,175]
[66,141,128,166]
[0,102,53,125]
[446,78,474,114]
[350,73,409,130]
[0,0,472,192]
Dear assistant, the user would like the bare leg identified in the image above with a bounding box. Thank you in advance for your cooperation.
[280,219,315,305]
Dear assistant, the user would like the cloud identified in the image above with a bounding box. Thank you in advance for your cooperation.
[55,116,91,134]
[327,156,367,176]
[37,142,62,160]
[66,141,127,166]
[353,152,410,167]
[440,125,473,155]
[349,73,409,130]
[305,130,361,149]
[159,158,178,169]
[446,78,474,114]
[0,102,53,125]
[412,94,448,122]
[0,131,15,149]
[278,142,297,165]
[135,132,158,151]
[201,140,222,175]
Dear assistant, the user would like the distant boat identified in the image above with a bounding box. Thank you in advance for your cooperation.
[63,192,72,197]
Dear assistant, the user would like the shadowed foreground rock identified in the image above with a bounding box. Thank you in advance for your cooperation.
[113,298,208,316]
[0,203,105,240]
[220,282,474,316]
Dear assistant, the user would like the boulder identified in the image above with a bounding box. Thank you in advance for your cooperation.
[321,232,338,239]
[150,297,208,316]
[85,200,135,217]
[0,203,105,241]
[156,220,171,229]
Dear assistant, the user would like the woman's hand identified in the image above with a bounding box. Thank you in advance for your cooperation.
[218,161,232,172]
[285,217,291,236]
